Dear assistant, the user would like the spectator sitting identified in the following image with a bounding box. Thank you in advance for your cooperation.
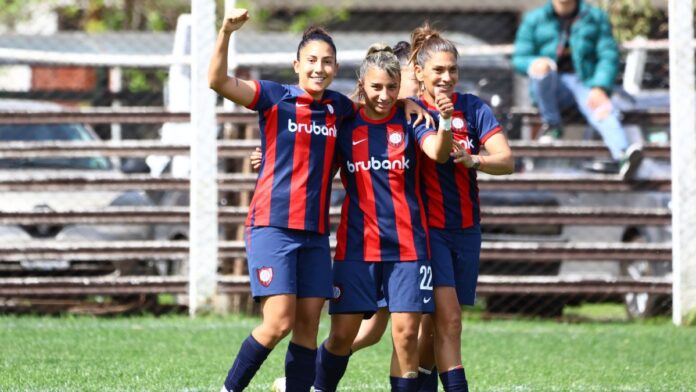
[512,0,642,180]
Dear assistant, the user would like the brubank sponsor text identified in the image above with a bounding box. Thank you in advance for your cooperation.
[287,119,337,137]
[346,156,410,173]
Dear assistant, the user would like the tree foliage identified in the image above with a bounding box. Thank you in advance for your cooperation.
[599,0,695,42]
[57,0,190,32]
[0,0,189,32]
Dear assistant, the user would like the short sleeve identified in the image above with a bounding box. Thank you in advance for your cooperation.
[400,106,436,148]
[247,80,290,112]
[469,95,502,144]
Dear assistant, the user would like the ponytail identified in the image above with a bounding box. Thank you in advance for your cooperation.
[409,22,458,67]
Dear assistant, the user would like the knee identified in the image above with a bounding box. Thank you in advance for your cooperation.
[437,312,462,339]
[529,58,553,78]
[327,328,357,352]
[262,316,294,343]
[392,324,419,350]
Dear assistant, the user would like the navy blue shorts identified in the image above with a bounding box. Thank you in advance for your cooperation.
[329,259,434,317]
[245,226,333,300]
[429,227,482,305]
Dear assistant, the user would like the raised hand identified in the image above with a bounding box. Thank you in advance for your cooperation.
[222,8,249,33]
[434,87,453,120]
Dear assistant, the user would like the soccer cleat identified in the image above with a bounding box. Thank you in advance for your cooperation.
[619,143,643,181]
[271,377,286,392]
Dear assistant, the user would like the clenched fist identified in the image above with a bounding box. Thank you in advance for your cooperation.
[222,8,249,33]
[434,87,453,120]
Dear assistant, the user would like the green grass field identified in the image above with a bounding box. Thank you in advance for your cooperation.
[1,313,694,391]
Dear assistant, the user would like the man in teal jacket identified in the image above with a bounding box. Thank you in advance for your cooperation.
[513,0,642,179]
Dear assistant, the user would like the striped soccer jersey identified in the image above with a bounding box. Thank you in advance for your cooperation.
[334,106,436,262]
[417,93,502,229]
[245,80,356,234]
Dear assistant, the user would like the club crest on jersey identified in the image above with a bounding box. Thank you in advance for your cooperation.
[257,267,273,287]
[332,284,343,302]
[451,113,467,133]
[388,128,405,147]
[327,103,334,114]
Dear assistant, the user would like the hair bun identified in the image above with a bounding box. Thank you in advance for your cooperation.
[366,43,394,56]
[303,26,330,39]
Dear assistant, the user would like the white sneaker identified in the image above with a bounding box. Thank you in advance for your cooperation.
[619,143,643,181]
[271,377,286,392]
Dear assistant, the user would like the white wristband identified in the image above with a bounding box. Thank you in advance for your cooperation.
[441,117,452,132]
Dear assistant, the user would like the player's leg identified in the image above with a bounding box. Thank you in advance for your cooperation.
[223,227,302,392]
[433,287,468,391]
[390,312,422,387]
[352,306,390,351]
[384,260,432,391]
[284,234,334,392]
[315,260,379,392]
[223,294,296,392]
[436,229,482,392]
[416,314,438,391]
[428,228,468,392]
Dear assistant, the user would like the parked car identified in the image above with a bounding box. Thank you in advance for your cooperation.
[0,99,157,277]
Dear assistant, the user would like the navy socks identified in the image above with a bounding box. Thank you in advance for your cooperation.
[285,341,317,392]
[439,368,469,392]
[313,342,350,392]
[223,335,272,392]
[416,367,438,392]
[390,376,419,392]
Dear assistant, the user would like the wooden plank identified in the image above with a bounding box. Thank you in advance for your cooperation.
[0,173,672,192]
[0,206,671,226]
[0,274,671,296]
[0,241,671,262]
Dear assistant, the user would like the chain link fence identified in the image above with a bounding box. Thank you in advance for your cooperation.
[0,0,688,320]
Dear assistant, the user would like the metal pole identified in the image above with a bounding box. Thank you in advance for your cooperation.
[189,0,219,316]
[669,0,696,325]
[108,66,122,169]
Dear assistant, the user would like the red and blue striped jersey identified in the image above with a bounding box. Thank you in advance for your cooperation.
[417,93,502,229]
[246,80,356,234]
[334,106,435,262]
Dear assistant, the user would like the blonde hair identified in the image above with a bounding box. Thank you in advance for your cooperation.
[352,43,402,100]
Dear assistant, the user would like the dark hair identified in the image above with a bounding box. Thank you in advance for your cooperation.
[392,41,411,67]
[409,22,459,67]
[297,26,337,60]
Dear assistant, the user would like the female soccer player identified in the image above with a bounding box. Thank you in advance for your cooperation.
[349,40,421,353]
[313,43,453,392]
[409,23,514,392]
[209,9,430,392]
